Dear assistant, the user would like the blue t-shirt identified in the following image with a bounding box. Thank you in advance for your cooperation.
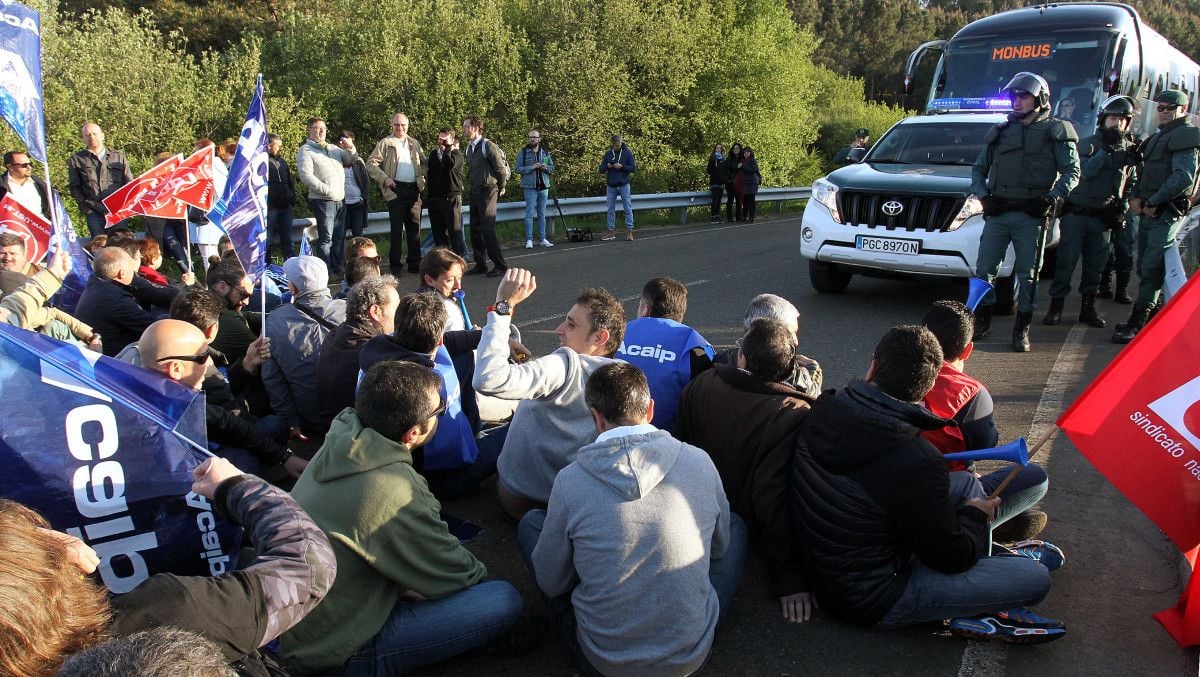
[617,317,714,430]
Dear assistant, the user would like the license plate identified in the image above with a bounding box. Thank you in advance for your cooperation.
[856,235,920,255]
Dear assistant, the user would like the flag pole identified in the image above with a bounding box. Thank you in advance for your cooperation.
[987,426,1060,499]
[39,160,62,253]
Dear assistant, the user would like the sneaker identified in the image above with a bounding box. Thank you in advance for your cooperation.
[539,238,554,248]
[1009,539,1066,572]
[601,231,617,241]
[625,230,635,241]
[992,509,1048,542]
[949,607,1066,644]
[525,239,533,249]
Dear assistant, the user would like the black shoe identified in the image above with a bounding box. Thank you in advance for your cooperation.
[1113,271,1133,304]
[1079,294,1105,328]
[1012,312,1032,352]
[1042,297,1064,326]
[486,266,508,278]
[972,304,993,341]
[467,266,489,276]
[1098,272,1114,298]
[408,264,421,274]
[1112,302,1151,344]
[992,509,1048,543]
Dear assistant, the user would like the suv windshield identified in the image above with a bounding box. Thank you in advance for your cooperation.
[867,122,994,165]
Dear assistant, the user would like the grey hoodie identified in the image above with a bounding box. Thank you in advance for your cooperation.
[532,429,730,677]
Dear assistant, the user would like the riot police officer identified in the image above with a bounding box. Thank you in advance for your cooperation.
[1044,95,1137,329]
[971,72,1081,352]
[1114,89,1200,343]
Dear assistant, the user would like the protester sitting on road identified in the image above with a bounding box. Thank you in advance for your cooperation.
[520,362,745,675]
[617,276,714,431]
[0,231,42,276]
[473,269,625,520]
[418,246,472,331]
[262,255,347,441]
[677,318,818,623]
[75,247,160,356]
[141,320,305,479]
[715,293,823,397]
[136,236,171,285]
[0,251,95,345]
[281,361,523,674]
[359,292,504,499]
[0,455,335,675]
[343,254,381,288]
[0,268,100,348]
[920,300,1050,542]
[206,258,260,368]
[315,274,399,433]
[104,237,188,313]
[791,325,1065,643]
[59,628,233,677]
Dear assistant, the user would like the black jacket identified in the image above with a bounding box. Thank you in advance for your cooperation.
[706,153,729,185]
[268,153,297,208]
[0,172,50,218]
[67,147,133,215]
[74,276,157,356]
[427,146,465,197]
[314,319,379,433]
[207,401,289,466]
[790,380,990,626]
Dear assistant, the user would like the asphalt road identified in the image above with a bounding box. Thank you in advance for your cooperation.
[419,214,1197,676]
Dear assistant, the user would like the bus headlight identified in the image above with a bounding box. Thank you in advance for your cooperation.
[947,195,982,232]
[812,178,842,223]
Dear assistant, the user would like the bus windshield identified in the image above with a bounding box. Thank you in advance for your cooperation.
[868,121,994,166]
[941,32,1115,124]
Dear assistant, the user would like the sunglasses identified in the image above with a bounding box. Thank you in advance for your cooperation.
[1157,104,1180,112]
[156,346,226,368]
[8,162,31,168]
[420,396,448,422]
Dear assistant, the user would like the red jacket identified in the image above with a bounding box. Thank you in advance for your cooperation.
[920,362,984,472]
[138,264,168,286]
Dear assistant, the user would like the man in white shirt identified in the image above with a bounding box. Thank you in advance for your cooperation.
[0,151,49,220]
[366,112,426,277]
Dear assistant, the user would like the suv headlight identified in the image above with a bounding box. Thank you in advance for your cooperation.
[811,178,841,223]
[947,195,982,232]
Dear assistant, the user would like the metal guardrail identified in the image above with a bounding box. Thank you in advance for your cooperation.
[291,186,812,239]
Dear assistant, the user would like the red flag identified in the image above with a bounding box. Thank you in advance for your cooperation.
[101,154,182,227]
[139,145,216,214]
[0,194,51,264]
[1058,272,1200,646]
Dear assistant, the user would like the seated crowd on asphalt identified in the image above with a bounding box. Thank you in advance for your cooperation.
[0,221,1073,675]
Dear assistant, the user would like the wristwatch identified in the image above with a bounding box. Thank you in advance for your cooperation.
[488,300,512,316]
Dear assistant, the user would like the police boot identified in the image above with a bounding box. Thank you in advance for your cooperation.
[972,304,993,341]
[1012,312,1033,352]
[1078,294,1105,328]
[1042,297,1065,325]
[1112,303,1151,344]
[1113,271,1133,304]
[1097,271,1114,299]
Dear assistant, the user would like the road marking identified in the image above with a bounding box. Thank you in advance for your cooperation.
[956,322,1087,676]
[515,279,711,328]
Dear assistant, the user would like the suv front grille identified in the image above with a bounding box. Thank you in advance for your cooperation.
[838,192,964,232]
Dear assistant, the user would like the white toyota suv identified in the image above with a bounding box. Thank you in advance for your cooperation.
[801,113,1022,312]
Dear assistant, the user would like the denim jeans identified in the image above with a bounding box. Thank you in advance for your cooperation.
[517,510,747,675]
[85,211,107,238]
[267,206,295,262]
[974,210,1044,314]
[308,199,343,265]
[424,423,506,501]
[876,553,1051,627]
[949,463,1049,536]
[334,580,522,675]
[605,183,633,230]
[523,188,548,240]
[330,200,366,275]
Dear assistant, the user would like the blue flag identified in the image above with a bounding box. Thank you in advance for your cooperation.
[0,1,46,162]
[209,75,268,283]
[0,325,242,593]
[299,231,312,257]
[48,188,91,313]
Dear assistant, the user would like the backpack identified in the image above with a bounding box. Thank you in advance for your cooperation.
[481,138,511,183]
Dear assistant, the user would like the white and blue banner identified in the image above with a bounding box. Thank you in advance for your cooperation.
[48,188,91,313]
[210,75,268,282]
[0,325,242,593]
[0,1,46,162]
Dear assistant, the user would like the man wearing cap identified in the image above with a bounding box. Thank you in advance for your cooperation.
[1114,89,1200,343]
[262,256,347,439]
[600,135,637,241]
[833,129,871,166]
[970,71,1080,352]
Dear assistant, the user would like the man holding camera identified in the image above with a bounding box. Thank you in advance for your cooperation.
[427,127,467,257]
[1114,89,1200,343]
[970,72,1080,352]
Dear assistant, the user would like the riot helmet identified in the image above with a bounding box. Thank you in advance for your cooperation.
[1002,72,1051,107]
[1098,95,1136,125]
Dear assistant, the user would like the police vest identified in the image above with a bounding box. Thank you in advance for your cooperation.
[421,345,479,470]
[1067,134,1131,209]
[1133,117,1200,202]
[986,113,1076,201]
[919,362,985,472]
[617,317,714,431]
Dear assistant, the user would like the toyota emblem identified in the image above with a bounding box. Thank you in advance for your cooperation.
[882,200,904,216]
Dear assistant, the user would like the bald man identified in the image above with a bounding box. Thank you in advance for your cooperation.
[75,248,158,356]
[140,319,306,479]
[68,121,133,236]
